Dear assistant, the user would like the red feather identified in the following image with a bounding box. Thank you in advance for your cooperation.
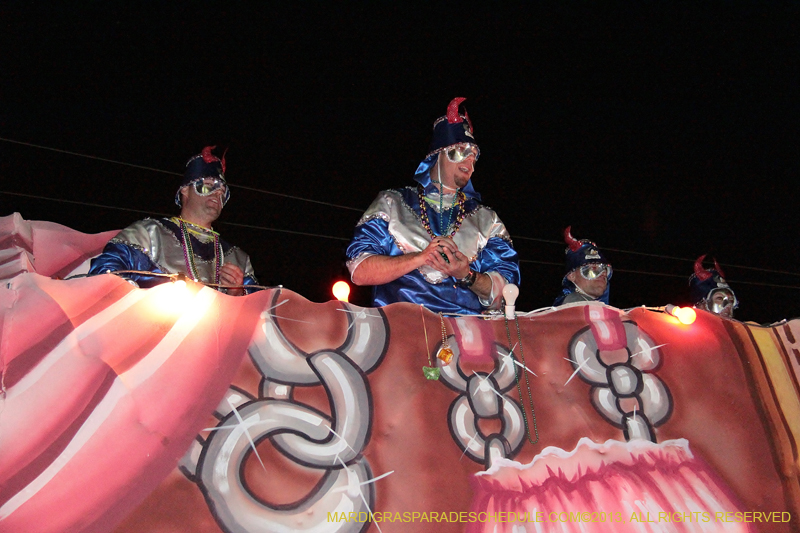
[201,145,218,164]
[694,255,713,281]
[564,226,583,252]
[447,97,466,124]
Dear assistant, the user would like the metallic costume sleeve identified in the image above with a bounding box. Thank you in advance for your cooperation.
[345,217,394,277]
[459,207,519,304]
[470,233,520,309]
[239,256,260,294]
[89,242,168,288]
[88,219,171,288]
[346,191,402,278]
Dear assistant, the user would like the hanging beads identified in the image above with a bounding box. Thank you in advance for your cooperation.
[417,185,466,238]
[504,314,540,446]
[437,312,454,364]
[178,219,222,285]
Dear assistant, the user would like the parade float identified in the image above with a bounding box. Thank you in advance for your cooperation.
[1,213,798,533]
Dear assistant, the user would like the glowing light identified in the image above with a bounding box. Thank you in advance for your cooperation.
[665,304,697,325]
[332,281,350,302]
[148,279,193,317]
[674,307,697,324]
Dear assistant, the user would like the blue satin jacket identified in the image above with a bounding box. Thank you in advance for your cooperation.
[346,158,520,314]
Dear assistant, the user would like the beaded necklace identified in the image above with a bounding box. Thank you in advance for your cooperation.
[420,305,440,380]
[438,161,458,235]
[438,185,456,235]
[176,218,222,284]
[504,315,540,445]
[417,185,466,238]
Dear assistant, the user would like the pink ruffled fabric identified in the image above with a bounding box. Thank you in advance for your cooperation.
[468,438,754,532]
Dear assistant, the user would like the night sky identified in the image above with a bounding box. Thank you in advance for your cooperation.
[2,5,798,323]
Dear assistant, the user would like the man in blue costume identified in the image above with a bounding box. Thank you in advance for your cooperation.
[89,146,258,295]
[554,227,611,306]
[346,97,520,314]
[689,255,738,318]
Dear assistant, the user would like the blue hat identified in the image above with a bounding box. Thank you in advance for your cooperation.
[689,255,735,305]
[563,226,609,273]
[425,97,479,160]
[175,146,230,207]
[414,97,482,200]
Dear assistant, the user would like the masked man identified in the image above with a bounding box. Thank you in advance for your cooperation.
[346,97,520,314]
[89,146,258,295]
[689,255,738,318]
[554,226,611,306]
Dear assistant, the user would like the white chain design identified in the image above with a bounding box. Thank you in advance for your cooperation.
[180,290,389,533]
[567,321,672,442]
[436,335,526,468]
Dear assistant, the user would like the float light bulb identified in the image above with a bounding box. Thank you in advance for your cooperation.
[149,278,192,316]
[332,281,350,302]
[675,306,697,325]
[502,283,519,305]
[666,304,696,325]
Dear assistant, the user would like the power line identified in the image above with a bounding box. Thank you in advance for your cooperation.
[512,235,563,245]
[519,259,800,290]
[5,190,797,289]
[518,259,562,267]
[218,221,350,242]
[0,136,364,213]
[232,184,362,212]
[2,191,169,217]
[0,191,351,242]
[598,245,800,278]
[2,136,799,279]
[0,137,184,177]
[521,259,700,279]
[515,235,800,277]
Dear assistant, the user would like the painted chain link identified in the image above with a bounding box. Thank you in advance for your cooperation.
[180,290,389,533]
[435,331,527,468]
[567,308,672,442]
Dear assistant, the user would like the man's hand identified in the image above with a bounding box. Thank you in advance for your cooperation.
[420,236,457,269]
[351,235,496,305]
[424,237,471,279]
[351,236,477,287]
[220,263,246,296]
[425,237,493,302]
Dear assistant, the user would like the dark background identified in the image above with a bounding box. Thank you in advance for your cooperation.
[2,4,798,323]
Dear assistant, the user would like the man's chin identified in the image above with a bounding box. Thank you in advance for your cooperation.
[587,288,607,299]
[579,284,606,299]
